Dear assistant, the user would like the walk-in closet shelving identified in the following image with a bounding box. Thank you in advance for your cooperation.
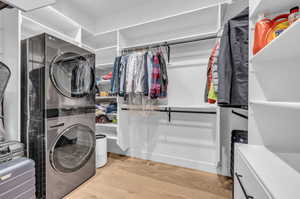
[95,46,117,67]
[7,1,240,174]
[250,0,300,19]
[22,6,81,41]
[82,29,118,49]
[246,1,300,195]
[118,4,220,49]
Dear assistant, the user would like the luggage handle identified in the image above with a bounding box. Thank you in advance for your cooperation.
[0,145,13,161]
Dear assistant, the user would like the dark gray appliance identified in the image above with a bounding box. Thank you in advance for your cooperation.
[21,33,96,199]
[46,114,95,199]
[0,157,35,199]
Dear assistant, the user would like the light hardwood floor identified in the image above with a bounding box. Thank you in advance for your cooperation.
[65,154,232,199]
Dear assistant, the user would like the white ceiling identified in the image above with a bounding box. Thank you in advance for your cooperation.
[51,0,220,33]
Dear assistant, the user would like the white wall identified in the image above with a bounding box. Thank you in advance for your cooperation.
[1,9,21,140]
[113,110,219,173]
[95,0,220,33]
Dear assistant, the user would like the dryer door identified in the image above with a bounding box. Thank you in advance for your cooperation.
[50,124,95,173]
[50,52,95,98]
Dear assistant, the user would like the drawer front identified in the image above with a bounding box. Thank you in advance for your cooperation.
[234,151,271,199]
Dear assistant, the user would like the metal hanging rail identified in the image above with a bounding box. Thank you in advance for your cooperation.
[121,107,217,122]
[232,110,248,120]
[121,33,220,54]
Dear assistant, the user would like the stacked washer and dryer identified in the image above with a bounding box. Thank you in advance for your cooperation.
[21,33,96,199]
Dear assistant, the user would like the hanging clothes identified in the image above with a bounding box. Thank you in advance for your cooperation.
[205,40,220,104]
[111,48,168,104]
[217,7,249,106]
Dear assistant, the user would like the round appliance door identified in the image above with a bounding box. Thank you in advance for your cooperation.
[50,124,95,173]
[50,52,95,98]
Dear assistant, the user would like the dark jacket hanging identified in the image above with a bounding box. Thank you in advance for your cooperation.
[218,7,249,106]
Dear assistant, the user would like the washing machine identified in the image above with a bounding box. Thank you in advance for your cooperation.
[46,113,95,199]
[24,33,95,111]
[21,33,96,199]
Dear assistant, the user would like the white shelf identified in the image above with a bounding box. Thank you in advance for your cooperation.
[82,29,118,49]
[21,16,94,52]
[96,123,117,128]
[251,101,300,109]
[96,96,117,101]
[119,5,220,48]
[252,18,300,63]
[168,59,209,69]
[96,46,117,66]
[96,62,114,69]
[22,6,81,40]
[250,100,300,151]
[250,0,300,19]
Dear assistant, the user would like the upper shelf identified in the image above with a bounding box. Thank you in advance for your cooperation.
[252,17,300,63]
[82,29,118,49]
[21,16,93,52]
[250,0,300,19]
[22,6,81,40]
[3,0,55,11]
[119,4,220,49]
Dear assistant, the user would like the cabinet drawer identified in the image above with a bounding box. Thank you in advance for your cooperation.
[234,150,270,199]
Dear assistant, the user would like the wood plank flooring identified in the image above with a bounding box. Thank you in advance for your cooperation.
[65,154,232,199]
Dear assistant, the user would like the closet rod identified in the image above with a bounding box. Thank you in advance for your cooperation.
[121,107,216,122]
[121,108,216,114]
[122,34,220,52]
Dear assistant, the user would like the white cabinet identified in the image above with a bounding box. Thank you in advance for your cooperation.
[2,0,55,11]
[234,147,270,199]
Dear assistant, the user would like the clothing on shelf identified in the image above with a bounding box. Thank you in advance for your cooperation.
[111,48,168,104]
[207,7,249,107]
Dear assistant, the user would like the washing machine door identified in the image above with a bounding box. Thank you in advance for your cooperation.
[50,124,95,173]
[50,52,95,98]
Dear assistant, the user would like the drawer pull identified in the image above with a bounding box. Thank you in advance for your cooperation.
[235,172,254,199]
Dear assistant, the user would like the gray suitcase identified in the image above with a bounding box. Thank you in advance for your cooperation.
[0,158,35,199]
[0,141,24,163]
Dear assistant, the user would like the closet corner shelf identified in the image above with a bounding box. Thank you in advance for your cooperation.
[251,18,300,64]
[250,0,300,19]
[250,101,300,109]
